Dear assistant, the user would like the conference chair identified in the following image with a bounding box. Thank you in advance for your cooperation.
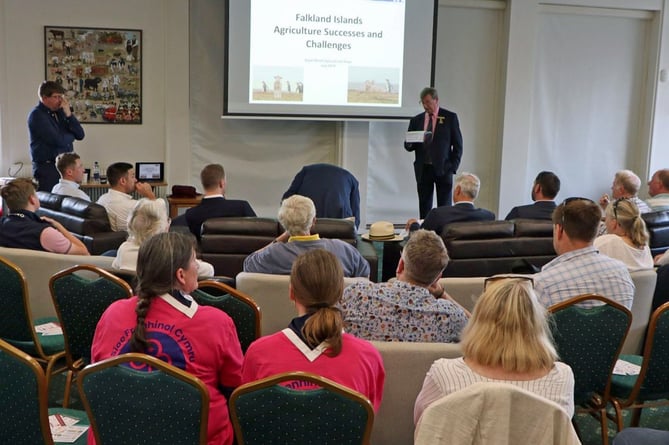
[549,294,632,445]
[230,371,375,445]
[0,256,67,393]
[78,353,209,445]
[0,338,88,445]
[193,279,261,352]
[610,302,669,430]
[49,264,133,407]
[414,382,580,445]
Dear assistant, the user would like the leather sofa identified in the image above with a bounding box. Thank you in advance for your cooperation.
[441,219,556,277]
[36,191,127,255]
[642,209,669,256]
[200,217,378,281]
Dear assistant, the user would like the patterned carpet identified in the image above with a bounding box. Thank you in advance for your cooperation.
[575,405,669,444]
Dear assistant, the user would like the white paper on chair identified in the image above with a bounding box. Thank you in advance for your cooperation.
[613,359,641,376]
[405,131,426,143]
[35,322,63,336]
[49,414,88,443]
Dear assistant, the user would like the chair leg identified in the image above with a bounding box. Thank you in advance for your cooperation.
[599,407,610,445]
[611,400,625,432]
[63,370,74,408]
[630,407,643,427]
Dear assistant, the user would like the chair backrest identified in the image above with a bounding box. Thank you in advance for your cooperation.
[414,382,580,445]
[0,256,39,344]
[50,265,133,367]
[230,371,375,445]
[192,280,261,353]
[78,353,209,445]
[0,338,54,445]
[627,302,669,400]
[549,294,632,405]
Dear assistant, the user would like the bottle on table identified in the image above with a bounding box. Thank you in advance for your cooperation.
[93,162,101,183]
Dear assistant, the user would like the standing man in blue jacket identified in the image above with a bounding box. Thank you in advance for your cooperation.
[404,87,463,219]
[28,81,85,192]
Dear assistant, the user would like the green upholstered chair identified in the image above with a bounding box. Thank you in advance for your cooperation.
[0,256,67,393]
[78,353,209,445]
[549,294,632,445]
[49,264,133,407]
[610,301,669,430]
[193,280,261,352]
[0,338,88,445]
[230,371,375,445]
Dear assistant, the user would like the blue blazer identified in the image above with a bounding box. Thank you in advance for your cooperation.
[404,107,463,180]
[282,163,360,228]
[185,197,256,239]
[505,201,556,221]
[421,202,495,235]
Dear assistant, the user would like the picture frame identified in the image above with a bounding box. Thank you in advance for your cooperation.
[44,26,142,124]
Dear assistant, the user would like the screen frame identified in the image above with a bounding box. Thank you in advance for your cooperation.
[135,162,165,182]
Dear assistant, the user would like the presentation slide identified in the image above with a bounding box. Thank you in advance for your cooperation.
[225,0,437,120]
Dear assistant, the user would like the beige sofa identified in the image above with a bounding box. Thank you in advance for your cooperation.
[0,246,114,319]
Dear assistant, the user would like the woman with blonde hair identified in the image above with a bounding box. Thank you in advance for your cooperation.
[594,198,653,271]
[112,198,214,277]
[414,278,574,424]
[241,248,385,411]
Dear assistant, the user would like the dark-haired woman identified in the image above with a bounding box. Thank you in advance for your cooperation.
[91,232,243,445]
[241,249,385,411]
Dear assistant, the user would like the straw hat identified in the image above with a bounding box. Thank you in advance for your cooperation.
[361,221,404,242]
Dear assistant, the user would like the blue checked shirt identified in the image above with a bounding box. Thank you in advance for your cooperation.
[534,246,634,309]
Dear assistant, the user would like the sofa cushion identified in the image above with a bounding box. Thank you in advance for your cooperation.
[643,210,669,255]
[514,219,554,237]
[442,220,514,240]
[313,218,357,245]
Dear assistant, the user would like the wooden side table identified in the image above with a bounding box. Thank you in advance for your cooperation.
[167,195,203,218]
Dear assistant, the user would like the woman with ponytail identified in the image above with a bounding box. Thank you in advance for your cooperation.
[91,232,243,445]
[594,198,654,271]
[241,248,385,411]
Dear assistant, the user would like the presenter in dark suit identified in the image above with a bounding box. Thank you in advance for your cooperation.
[404,87,463,218]
[185,164,256,240]
[407,172,494,236]
[282,163,360,228]
[504,171,560,221]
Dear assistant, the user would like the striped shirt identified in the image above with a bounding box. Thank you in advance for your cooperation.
[534,246,634,309]
[413,357,574,424]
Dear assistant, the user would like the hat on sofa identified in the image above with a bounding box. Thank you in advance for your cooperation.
[361,221,404,242]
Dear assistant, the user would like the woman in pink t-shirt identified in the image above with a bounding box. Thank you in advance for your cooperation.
[241,249,385,411]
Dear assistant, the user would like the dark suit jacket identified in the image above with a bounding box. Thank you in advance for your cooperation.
[404,107,463,180]
[504,201,556,221]
[185,196,256,239]
[421,202,495,235]
[282,163,360,228]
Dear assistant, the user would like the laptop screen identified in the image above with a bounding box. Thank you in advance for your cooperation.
[135,162,164,182]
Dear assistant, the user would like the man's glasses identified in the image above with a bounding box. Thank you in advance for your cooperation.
[483,274,534,291]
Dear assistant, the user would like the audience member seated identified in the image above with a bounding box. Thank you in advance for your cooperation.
[51,152,90,201]
[505,171,560,220]
[282,163,360,228]
[413,277,575,425]
[113,198,214,277]
[534,198,634,309]
[97,162,158,231]
[91,232,243,445]
[340,229,469,342]
[243,195,370,277]
[241,249,385,411]
[0,178,89,255]
[185,163,256,240]
[647,168,669,211]
[594,198,653,271]
[407,172,494,235]
[599,169,652,214]
[612,428,669,445]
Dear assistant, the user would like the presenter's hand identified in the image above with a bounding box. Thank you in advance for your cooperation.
[60,96,73,117]
[405,218,418,232]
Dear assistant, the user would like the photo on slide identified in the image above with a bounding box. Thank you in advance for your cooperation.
[251,65,304,102]
[347,66,400,105]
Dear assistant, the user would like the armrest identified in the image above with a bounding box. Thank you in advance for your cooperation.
[356,238,379,282]
[83,231,128,255]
